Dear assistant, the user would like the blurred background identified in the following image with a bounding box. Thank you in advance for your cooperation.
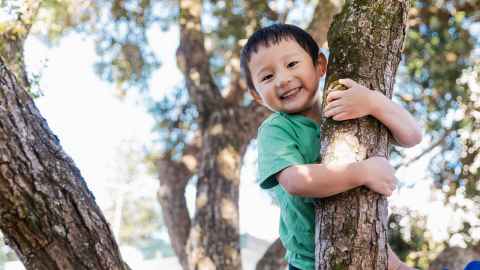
[0,0,479,269]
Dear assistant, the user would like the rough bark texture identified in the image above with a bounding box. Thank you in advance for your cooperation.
[255,238,288,270]
[315,1,409,269]
[0,58,128,269]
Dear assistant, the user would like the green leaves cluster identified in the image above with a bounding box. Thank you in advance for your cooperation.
[400,1,479,216]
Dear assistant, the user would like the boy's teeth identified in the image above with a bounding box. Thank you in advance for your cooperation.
[283,87,300,98]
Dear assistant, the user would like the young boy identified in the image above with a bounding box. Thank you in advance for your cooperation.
[240,24,422,270]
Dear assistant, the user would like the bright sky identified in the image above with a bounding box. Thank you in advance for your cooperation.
[20,21,477,260]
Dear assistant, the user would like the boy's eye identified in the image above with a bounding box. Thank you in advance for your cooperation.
[261,74,273,81]
[287,61,299,68]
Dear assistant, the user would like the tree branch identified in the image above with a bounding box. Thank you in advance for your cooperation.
[223,0,272,106]
[177,0,224,127]
[156,155,196,270]
[394,128,452,170]
[223,44,247,106]
[17,0,42,34]
[306,0,343,49]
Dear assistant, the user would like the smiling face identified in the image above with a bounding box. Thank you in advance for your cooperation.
[248,38,327,118]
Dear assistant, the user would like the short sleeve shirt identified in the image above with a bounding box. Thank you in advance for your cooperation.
[257,112,321,270]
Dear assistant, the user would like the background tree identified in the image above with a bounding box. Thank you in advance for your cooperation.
[0,0,479,269]
[0,57,130,269]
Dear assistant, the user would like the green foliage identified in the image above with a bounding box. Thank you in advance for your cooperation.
[30,0,177,93]
[146,85,198,159]
[397,1,480,238]
[92,0,163,94]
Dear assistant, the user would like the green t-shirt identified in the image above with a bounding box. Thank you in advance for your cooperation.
[257,112,321,270]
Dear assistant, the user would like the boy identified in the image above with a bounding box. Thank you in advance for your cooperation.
[240,24,422,270]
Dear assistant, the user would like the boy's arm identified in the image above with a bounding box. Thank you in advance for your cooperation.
[369,90,422,148]
[277,156,397,198]
[324,79,422,148]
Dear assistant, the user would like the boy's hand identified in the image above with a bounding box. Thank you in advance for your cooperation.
[359,156,397,196]
[324,78,375,121]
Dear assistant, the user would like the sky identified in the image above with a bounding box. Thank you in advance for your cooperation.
[2,14,477,269]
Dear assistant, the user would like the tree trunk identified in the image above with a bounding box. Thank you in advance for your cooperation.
[186,104,270,270]
[0,57,128,270]
[315,1,409,269]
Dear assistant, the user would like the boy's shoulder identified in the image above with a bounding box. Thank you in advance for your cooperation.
[259,112,291,131]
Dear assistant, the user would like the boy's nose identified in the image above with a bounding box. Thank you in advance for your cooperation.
[275,72,293,89]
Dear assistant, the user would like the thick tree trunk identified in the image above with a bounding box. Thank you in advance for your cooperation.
[0,58,128,270]
[176,2,243,269]
[186,107,256,270]
[315,1,409,269]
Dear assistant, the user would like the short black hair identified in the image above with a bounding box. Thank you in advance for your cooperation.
[240,23,319,93]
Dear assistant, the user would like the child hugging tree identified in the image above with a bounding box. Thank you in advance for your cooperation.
[240,24,422,270]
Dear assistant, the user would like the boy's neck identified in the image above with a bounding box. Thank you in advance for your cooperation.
[299,101,322,124]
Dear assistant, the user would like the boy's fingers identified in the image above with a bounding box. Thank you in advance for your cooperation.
[325,100,341,110]
[326,91,343,102]
[324,106,342,117]
[339,78,355,88]
[333,112,348,121]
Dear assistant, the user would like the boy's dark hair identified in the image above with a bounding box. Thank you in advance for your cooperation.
[240,23,319,93]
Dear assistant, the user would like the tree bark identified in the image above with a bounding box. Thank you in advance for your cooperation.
[0,57,129,269]
[315,1,409,269]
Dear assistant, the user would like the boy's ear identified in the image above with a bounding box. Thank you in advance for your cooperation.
[249,88,263,105]
[316,53,328,76]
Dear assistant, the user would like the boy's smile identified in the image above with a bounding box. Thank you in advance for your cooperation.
[248,37,327,120]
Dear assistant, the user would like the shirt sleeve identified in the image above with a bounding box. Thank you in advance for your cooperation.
[257,122,305,189]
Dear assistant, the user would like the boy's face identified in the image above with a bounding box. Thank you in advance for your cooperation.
[248,38,326,116]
